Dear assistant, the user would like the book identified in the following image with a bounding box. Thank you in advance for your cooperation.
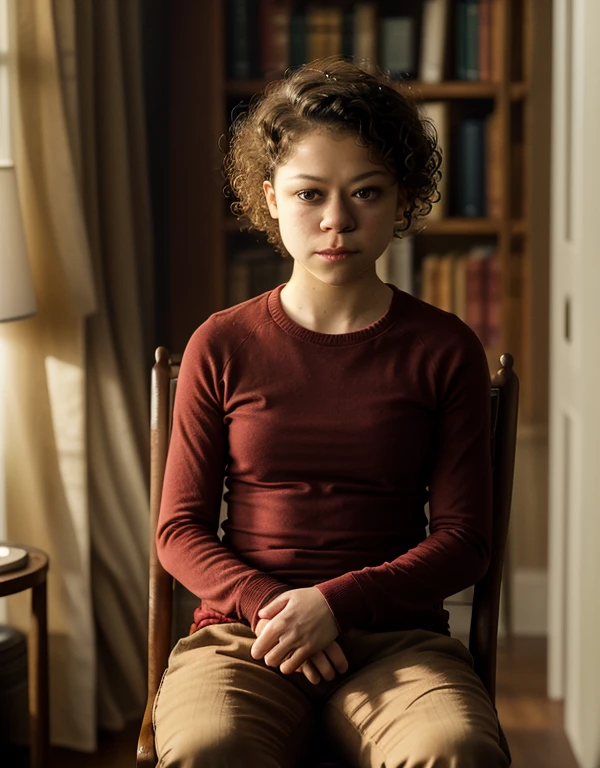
[421,254,441,307]
[228,248,285,305]
[388,235,415,294]
[485,252,502,347]
[478,0,492,81]
[227,0,260,79]
[380,16,417,79]
[419,101,450,221]
[464,0,480,80]
[465,245,496,345]
[419,0,449,83]
[490,0,503,81]
[453,252,471,321]
[354,2,377,72]
[455,0,480,81]
[260,0,291,77]
[465,248,488,343]
[306,5,343,61]
[289,6,307,67]
[457,118,486,217]
[485,111,502,219]
[437,252,455,312]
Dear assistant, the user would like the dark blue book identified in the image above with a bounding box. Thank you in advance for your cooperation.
[464,0,480,80]
[290,8,307,67]
[455,1,468,79]
[457,119,486,217]
[227,0,260,80]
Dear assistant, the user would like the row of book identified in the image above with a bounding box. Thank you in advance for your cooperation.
[378,240,501,348]
[227,0,501,83]
[228,240,501,349]
[421,102,501,220]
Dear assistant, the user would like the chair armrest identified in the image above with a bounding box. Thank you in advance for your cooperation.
[137,696,157,768]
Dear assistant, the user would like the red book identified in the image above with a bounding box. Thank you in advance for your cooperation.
[485,254,502,347]
[260,0,291,78]
[465,252,488,346]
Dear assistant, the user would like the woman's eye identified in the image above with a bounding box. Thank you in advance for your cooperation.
[354,187,377,199]
[297,190,319,201]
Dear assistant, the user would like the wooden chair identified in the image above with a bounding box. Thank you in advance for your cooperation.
[137,347,519,768]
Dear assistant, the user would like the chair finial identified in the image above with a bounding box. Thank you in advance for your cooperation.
[155,346,170,364]
[499,353,514,372]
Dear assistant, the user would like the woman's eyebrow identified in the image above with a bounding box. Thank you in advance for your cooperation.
[286,170,387,183]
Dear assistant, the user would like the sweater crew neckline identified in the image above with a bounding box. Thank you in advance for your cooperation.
[267,283,403,346]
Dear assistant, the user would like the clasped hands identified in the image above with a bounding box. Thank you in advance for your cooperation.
[250,587,349,685]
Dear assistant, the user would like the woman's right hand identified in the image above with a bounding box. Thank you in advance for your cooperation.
[254,618,349,684]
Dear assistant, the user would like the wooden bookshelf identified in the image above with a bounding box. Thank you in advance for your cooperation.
[166,0,547,424]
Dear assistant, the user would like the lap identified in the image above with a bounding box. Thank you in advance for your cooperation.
[153,623,508,768]
[325,628,509,767]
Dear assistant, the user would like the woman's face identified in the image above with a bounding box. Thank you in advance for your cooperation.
[263,129,405,288]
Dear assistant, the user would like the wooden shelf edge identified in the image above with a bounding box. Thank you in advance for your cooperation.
[226,79,528,101]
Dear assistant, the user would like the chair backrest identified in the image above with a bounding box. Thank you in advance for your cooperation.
[138,347,519,767]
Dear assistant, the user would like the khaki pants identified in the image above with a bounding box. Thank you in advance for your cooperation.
[153,622,509,768]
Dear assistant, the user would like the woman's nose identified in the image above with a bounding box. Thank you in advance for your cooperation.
[320,196,355,232]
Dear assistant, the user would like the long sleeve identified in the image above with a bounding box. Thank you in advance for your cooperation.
[314,327,493,634]
[156,322,290,632]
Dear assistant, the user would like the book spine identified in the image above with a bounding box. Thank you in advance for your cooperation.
[490,0,503,81]
[380,17,417,79]
[486,253,502,347]
[229,0,251,79]
[421,254,441,307]
[464,0,480,81]
[289,8,306,67]
[420,0,449,84]
[261,0,291,77]
[485,111,502,219]
[342,8,354,58]
[437,255,455,312]
[455,1,468,79]
[478,0,491,81]
[458,119,486,217]
[354,2,377,71]
[465,254,488,345]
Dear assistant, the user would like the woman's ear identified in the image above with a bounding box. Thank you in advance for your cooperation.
[395,186,408,220]
[263,180,279,219]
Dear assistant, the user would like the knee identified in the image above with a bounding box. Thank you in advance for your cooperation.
[157,729,281,768]
[400,726,509,768]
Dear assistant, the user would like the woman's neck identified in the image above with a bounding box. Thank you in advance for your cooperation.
[279,275,393,335]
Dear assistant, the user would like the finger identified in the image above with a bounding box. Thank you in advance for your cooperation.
[307,650,336,682]
[258,593,290,620]
[263,637,294,668]
[280,647,310,675]
[324,642,349,675]
[251,624,283,661]
[299,660,321,686]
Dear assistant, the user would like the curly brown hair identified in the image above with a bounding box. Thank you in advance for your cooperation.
[222,55,442,256]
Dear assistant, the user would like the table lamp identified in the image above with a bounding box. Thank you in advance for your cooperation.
[0,161,36,574]
[0,161,36,323]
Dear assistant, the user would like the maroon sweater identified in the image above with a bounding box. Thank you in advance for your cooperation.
[157,283,493,637]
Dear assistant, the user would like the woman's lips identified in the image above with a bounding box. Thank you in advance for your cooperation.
[318,251,355,261]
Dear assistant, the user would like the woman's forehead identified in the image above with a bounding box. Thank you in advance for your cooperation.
[274,131,392,179]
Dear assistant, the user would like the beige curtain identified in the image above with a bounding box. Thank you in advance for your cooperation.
[1,0,153,750]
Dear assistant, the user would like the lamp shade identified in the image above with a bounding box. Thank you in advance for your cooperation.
[0,162,36,322]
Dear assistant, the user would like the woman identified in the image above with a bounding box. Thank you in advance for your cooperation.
[153,55,508,768]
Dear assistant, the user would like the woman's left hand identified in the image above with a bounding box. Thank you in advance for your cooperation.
[250,587,339,675]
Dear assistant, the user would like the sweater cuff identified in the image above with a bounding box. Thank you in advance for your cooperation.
[315,572,369,634]
[239,575,290,633]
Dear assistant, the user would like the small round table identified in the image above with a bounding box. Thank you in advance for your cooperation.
[0,544,49,768]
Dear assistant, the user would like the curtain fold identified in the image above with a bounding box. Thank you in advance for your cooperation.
[2,0,154,748]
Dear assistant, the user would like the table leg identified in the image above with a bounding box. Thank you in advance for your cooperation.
[29,579,50,768]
